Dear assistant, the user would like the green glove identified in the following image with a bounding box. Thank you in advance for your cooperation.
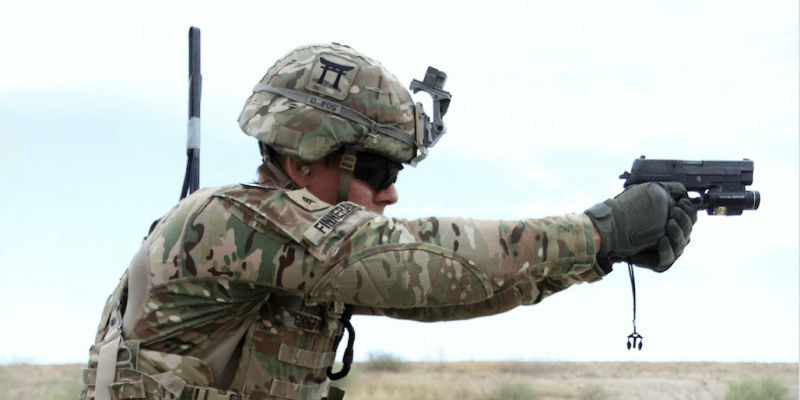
[585,182,697,272]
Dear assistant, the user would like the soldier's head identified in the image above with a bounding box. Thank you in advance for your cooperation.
[239,43,448,214]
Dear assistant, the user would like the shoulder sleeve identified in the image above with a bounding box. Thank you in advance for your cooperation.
[307,213,606,314]
[155,184,604,318]
[212,185,374,262]
[162,185,369,292]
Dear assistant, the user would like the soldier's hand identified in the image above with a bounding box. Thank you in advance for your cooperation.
[584,182,698,272]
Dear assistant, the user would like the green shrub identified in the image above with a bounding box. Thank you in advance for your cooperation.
[43,378,83,400]
[578,384,609,400]
[364,351,407,372]
[726,376,789,400]
[496,382,537,400]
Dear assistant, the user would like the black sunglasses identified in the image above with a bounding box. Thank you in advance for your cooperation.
[353,152,403,192]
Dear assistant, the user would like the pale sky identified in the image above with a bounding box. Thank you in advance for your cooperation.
[0,0,797,364]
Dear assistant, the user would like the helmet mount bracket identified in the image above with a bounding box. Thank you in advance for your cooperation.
[409,67,452,149]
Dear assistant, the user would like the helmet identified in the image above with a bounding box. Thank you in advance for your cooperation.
[239,43,423,165]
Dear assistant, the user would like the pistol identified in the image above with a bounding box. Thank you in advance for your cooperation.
[619,156,761,215]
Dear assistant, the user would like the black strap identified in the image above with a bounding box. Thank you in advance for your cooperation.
[326,305,355,380]
[626,263,644,350]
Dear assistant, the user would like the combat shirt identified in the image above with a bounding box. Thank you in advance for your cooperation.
[84,183,606,400]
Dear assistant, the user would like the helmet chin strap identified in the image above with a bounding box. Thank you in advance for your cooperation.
[337,149,357,203]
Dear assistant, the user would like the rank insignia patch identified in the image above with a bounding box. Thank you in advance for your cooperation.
[286,188,328,212]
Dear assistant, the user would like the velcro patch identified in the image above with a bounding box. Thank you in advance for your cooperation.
[304,53,360,101]
[303,202,361,245]
[285,188,328,212]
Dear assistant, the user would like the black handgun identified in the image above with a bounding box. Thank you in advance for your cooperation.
[620,156,761,215]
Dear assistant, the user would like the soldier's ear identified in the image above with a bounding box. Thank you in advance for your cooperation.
[284,157,313,188]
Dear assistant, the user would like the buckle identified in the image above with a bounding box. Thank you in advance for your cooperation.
[339,153,356,172]
[192,386,240,400]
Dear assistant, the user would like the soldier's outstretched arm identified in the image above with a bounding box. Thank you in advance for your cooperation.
[163,183,691,323]
[306,212,605,312]
[305,183,695,315]
[165,186,603,319]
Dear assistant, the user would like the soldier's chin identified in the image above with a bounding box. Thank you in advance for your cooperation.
[365,205,385,215]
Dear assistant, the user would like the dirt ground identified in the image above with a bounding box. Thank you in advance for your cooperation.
[339,361,799,400]
[1,361,796,400]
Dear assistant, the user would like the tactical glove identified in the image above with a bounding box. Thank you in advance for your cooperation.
[585,182,698,272]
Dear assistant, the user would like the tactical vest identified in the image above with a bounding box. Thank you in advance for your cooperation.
[81,185,355,400]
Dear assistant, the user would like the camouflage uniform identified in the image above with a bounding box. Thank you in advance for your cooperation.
[82,180,604,399]
[82,43,607,400]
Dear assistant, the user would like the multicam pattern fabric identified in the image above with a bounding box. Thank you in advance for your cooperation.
[238,43,419,164]
[85,183,604,399]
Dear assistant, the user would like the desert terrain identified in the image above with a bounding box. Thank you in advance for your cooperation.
[1,361,796,400]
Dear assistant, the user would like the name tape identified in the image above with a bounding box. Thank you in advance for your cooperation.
[303,202,361,245]
[308,95,342,114]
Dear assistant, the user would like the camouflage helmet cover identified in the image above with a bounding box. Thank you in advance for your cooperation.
[239,43,420,164]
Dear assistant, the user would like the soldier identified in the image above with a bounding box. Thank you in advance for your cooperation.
[82,43,696,400]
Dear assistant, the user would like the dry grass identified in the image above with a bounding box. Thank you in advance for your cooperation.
[0,363,83,400]
[2,361,796,400]
[338,361,798,400]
